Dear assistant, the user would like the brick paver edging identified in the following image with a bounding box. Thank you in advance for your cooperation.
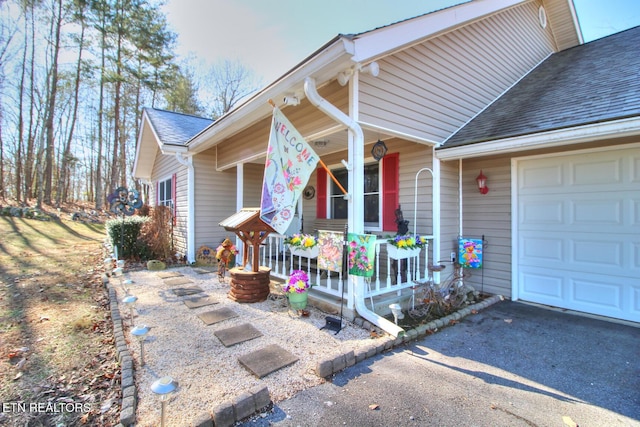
[313,295,505,378]
[103,275,136,427]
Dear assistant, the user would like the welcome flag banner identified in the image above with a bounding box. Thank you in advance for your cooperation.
[260,107,319,234]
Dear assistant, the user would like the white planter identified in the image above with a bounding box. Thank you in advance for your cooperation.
[386,244,421,260]
[289,245,319,258]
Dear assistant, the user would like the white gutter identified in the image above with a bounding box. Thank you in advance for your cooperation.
[175,153,195,264]
[303,76,405,338]
[437,116,640,160]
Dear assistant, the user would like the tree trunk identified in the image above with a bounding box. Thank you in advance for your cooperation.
[56,10,85,207]
[43,0,63,205]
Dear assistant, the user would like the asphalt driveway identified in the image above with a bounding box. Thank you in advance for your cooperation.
[242,301,640,426]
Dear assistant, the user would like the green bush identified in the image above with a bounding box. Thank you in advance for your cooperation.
[106,216,149,259]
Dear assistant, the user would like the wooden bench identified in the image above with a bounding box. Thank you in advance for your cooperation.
[312,219,347,233]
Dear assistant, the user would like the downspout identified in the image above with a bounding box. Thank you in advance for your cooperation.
[304,76,404,337]
[175,153,195,263]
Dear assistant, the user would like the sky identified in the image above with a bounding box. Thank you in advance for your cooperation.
[162,0,640,86]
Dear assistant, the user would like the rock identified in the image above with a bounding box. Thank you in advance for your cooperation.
[147,260,166,270]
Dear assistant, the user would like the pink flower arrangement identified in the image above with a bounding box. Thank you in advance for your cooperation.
[282,270,310,294]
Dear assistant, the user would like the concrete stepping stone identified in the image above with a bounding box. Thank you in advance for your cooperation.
[238,344,298,378]
[183,295,217,309]
[165,277,195,287]
[157,271,183,279]
[171,286,203,296]
[197,307,238,325]
[214,323,263,347]
[192,267,214,274]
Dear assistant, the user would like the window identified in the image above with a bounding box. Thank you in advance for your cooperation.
[158,177,173,209]
[330,162,380,229]
[316,153,398,231]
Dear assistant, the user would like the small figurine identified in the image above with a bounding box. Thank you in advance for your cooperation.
[216,238,238,281]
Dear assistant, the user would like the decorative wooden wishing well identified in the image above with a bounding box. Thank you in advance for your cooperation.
[219,208,274,303]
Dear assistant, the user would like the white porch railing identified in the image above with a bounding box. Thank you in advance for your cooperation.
[258,234,434,308]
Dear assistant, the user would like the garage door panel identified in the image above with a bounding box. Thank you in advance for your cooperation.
[521,236,563,261]
[520,270,563,301]
[633,285,640,314]
[570,277,623,311]
[517,146,639,323]
[571,157,622,186]
[631,156,640,182]
[571,198,623,226]
[572,238,623,267]
[520,200,563,225]
[521,164,563,190]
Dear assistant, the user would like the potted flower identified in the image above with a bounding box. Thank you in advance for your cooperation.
[386,234,427,260]
[284,233,319,258]
[282,269,311,310]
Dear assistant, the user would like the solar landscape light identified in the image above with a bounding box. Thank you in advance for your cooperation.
[389,303,404,325]
[151,376,178,427]
[104,257,114,275]
[122,295,138,325]
[130,325,150,366]
[122,278,133,293]
[116,259,125,269]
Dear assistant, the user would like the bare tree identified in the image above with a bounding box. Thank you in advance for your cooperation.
[205,59,261,119]
[56,0,88,206]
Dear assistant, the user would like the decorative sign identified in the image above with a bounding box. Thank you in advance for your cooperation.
[371,139,388,161]
[317,230,344,272]
[195,245,216,266]
[458,238,483,268]
[347,233,376,277]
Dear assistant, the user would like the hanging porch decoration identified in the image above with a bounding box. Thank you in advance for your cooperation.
[347,233,376,277]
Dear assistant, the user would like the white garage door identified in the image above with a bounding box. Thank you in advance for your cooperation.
[516,146,640,322]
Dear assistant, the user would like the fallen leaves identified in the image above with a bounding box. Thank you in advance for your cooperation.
[368,403,380,410]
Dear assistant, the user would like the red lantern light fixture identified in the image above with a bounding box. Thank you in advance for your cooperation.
[476,170,489,195]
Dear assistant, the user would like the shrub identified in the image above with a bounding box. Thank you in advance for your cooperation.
[106,215,149,259]
[137,206,173,261]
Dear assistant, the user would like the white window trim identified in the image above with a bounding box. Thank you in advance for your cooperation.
[327,157,382,232]
[157,175,174,209]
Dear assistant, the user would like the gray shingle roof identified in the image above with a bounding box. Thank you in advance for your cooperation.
[145,108,213,146]
[440,25,640,148]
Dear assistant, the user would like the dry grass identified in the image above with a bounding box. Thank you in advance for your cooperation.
[0,212,120,426]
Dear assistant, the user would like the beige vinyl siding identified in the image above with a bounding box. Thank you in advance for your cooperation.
[150,151,188,257]
[544,0,581,51]
[243,163,264,207]
[193,148,237,249]
[216,82,348,170]
[359,1,556,143]
[461,157,512,297]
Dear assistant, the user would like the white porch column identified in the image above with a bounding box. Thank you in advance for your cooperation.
[432,147,441,270]
[236,163,244,264]
[349,69,364,235]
